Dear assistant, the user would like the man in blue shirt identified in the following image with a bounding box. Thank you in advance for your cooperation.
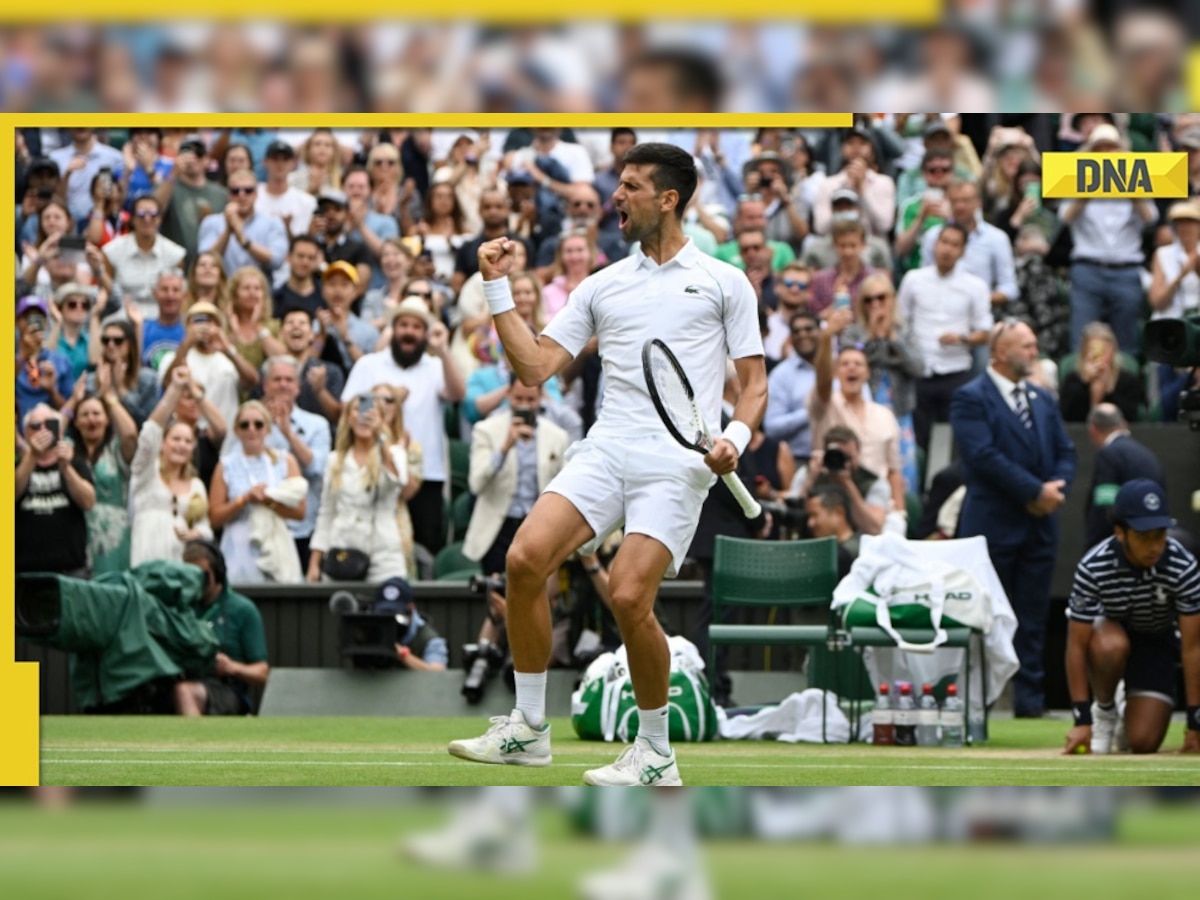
[197,170,288,280]
[49,129,123,223]
[763,310,820,466]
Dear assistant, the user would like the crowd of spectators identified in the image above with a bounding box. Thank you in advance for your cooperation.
[14,116,1199,713]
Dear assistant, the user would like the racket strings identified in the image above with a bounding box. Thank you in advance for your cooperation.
[646,350,707,448]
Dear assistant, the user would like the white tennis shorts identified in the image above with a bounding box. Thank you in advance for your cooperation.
[544,435,716,578]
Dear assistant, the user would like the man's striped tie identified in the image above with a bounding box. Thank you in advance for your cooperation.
[1012,386,1032,429]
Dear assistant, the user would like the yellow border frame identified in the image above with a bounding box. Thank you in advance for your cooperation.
[0,3,938,22]
[1,112,850,786]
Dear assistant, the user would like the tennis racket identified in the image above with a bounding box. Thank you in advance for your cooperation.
[641,338,762,519]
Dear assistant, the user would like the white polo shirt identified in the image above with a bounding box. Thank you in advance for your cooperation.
[341,350,449,481]
[102,233,187,319]
[896,263,993,377]
[256,186,318,237]
[544,238,763,442]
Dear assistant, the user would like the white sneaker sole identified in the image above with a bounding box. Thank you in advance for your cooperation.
[447,741,553,767]
[581,767,683,786]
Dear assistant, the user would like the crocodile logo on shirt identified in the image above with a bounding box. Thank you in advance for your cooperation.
[683,285,701,295]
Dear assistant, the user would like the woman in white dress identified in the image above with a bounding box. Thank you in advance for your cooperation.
[208,399,305,584]
[306,391,409,583]
[130,367,214,566]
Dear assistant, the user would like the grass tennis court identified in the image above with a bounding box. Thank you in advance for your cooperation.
[41,715,1200,786]
[0,802,1197,900]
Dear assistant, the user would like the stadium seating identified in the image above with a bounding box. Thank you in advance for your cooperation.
[433,541,479,579]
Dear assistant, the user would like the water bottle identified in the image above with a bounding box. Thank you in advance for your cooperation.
[894,682,917,746]
[916,683,940,747]
[873,683,895,746]
[941,683,965,748]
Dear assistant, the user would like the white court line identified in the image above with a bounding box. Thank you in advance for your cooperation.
[40,758,1200,774]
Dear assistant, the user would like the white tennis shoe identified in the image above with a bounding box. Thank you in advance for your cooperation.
[579,843,711,900]
[583,737,683,786]
[448,709,552,767]
[401,804,535,873]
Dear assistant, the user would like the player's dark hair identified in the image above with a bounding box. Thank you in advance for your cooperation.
[628,48,723,112]
[623,142,698,218]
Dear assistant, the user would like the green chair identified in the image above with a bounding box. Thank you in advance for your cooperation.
[436,568,481,583]
[433,541,479,579]
[905,492,923,540]
[451,492,476,542]
[449,439,471,499]
[707,536,850,741]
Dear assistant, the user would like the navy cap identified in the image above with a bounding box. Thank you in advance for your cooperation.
[1113,479,1174,532]
[265,139,295,158]
[506,170,536,186]
[375,576,414,611]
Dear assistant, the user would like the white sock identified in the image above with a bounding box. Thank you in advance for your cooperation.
[513,671,547,729]
[648,789,696,857]
[638,705,671,755]
[481,787,532,824]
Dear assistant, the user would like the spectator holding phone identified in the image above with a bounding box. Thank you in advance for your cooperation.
[16,404,95,577]
[307,392,410,582]
[809,218,876,317]
[20,199,77,291]
[16,296,74,422]
[462,377,569,576]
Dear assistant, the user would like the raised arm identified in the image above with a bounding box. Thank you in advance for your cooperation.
[479,239,574,386]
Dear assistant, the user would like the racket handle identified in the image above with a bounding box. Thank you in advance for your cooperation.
[722,472,762,519]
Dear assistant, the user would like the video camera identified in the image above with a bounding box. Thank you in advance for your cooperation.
[468,573,507,597]
[1145,313,1200,430]
[329,582,413,669]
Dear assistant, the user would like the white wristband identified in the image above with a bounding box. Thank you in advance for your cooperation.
[482,278,516,317]
[720,420,752,457]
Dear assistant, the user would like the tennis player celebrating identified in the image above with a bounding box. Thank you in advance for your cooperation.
[449,143,766,785]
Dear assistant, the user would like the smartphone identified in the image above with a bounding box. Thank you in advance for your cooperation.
[833,292,852,312]
[514,407,537,427]
[97,167,114,197]
[924,187,945,203]
[357,395,376,415]
[58,234,87,268]
[46,419,60,443]
[190,314,211,325]
[1024,181,1042,206]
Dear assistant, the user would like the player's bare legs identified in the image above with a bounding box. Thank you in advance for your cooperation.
[448,492,593,767]
[505,492,596,674]
[605,534,674,711]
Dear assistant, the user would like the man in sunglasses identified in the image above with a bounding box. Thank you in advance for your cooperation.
[311,189,372,304]
[101,194,186,320]
[763,310,820,467]
[197,169,288,279]
[763,263,813,362]
[16,295,74,423]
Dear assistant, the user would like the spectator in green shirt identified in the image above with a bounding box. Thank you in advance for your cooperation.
[894,149,955,275]
[175,539,270,716]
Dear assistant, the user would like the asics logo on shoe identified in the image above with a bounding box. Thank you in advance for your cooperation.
[639,762,674,785]
[500,737,536,754]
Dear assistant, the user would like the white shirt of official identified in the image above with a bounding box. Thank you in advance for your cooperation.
[897,263,993,377]
[542,238,763,442]
[986,365,1030,416]
[341,351,450,481]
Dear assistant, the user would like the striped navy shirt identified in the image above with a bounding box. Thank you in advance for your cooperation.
[1068,537,1200,634]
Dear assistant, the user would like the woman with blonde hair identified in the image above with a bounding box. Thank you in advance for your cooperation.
[188,250,227,309]
[220,265,286,379]
[1059,321,1143,423]
[842,272,924,493]
[130,366,214,566]
[367,142,408,219]
[289,127,343,195]
[307,391,410,582]
[210,399,305,583]
[540,231,597,323]
[371,382,423,578]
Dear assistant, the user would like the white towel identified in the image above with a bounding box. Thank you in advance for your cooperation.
[249,476,307,583]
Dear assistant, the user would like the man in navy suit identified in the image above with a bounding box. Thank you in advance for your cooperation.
[1083,404,1166,550]
[951,319,1077,717]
